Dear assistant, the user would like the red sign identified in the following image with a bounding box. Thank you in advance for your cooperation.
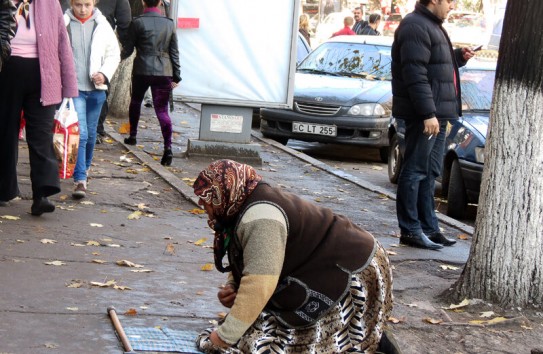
[178,18,200,29]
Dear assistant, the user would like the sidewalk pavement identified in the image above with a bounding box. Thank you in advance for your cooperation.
[0,102,473,353]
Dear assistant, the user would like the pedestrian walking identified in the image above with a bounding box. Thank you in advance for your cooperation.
[64,0,120,199]
[60,0,131,144]
[193,159,395,353]
[360,13,381,35]
[122,0,181,166]
[298,13,311,46]
[0,0,78,215]
[391,0,475,249]
[331,16,356,37]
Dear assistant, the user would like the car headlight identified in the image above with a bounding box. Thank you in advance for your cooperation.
[348,103,387,116]
[475,146,485,163]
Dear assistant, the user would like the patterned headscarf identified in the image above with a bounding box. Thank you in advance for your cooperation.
[193,160,262,272]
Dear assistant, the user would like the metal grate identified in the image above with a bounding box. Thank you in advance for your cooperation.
[295,102,340,116]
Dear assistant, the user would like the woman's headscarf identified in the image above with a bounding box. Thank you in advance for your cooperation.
[193,160,262,272]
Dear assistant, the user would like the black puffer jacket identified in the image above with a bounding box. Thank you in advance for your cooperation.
[0,0,16,72]
[391,3,466,121]
[123,12,181,83]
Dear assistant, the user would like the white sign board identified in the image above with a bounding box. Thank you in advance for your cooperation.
[172,0,299,109]
[209,113,244,134]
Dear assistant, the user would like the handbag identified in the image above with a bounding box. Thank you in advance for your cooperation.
[53,98,80,179]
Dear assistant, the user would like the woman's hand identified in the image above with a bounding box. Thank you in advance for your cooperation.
[209,330,230,348]
[218,284,237,308]
[171,81,179,89]
[91,72,106,86]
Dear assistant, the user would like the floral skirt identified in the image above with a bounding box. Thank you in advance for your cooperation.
[197,242,393,353]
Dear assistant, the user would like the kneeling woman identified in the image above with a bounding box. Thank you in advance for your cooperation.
[193,160,393,353]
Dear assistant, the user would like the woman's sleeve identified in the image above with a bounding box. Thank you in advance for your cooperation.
[216,203,288,345]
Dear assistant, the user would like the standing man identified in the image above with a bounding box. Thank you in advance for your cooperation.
[352,6,367,34]
[391,0,475,250]
[0,0,16,73]
[359,13,381,35]
[60,0,131,143]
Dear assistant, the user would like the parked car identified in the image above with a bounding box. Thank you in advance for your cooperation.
[382,12,402,36]
[387,58,496,219]
[260,35,394,162]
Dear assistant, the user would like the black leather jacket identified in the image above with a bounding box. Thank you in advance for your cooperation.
[123,12,181,83]
[0,0,16,71]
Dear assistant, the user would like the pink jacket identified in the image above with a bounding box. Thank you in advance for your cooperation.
[33,0,78,105]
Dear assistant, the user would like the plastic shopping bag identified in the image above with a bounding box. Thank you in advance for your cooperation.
[53,98,79,179]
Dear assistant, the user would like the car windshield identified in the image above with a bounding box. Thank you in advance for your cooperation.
[460,69,495,111]
[298,42,392,81]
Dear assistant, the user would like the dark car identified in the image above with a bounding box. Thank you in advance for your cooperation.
[260,35,394,162]
[387,58,496,219]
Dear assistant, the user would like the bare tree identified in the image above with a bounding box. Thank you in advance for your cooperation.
[452,1,543,307]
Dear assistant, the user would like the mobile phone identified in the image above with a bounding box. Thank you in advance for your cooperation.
[472,44,483,52]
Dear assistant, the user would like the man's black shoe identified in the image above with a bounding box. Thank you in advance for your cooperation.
[124,136,137,145]
[429,232,456,246]
[400,232,443,250]
[31,197,55,216]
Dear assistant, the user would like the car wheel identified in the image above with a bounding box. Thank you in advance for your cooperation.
[447,159,468,219]
[387,134,402,184]
[379,147,389,163]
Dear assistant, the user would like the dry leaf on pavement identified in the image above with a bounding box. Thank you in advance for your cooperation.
[188,208,205,215]
[480,311,495,318]
[387,316,404,324]
[45,260,66,266]
[131,269,153,273]
[41,239,57,244]
[423,317,443,325]
[164,243,175,255]
[201,263,214,271]
[0,215,20,220]
[147,190,160,195]
[124,308,138,316]
[119,122,130,134]
[127,211,142,220]
[91,280,117,287]
[458,234,469,240]
[193,238,207,246]
[439,264,460,270]
[443,298,470,310]
[66,281,83,288]
[113,285,132,291]
[92,259,107,264]
[116,260,144,268]
[90,223,103,228]
[87,240,101,246]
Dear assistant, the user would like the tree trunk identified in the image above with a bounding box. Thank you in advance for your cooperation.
[452,1,543,307]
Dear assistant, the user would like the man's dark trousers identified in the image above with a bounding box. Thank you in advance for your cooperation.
[396,119,448,236]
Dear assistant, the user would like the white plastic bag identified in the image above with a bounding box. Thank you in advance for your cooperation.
[53,98,79,179]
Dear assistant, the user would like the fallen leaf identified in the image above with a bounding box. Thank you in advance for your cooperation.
[66,307,78,311]
[164,243,175,255]
[201,263,214,271]
[371,165,383,171]
[127,211,142,220]
[90,223,103,228]
[71,243,86,247]
[0,215,20,220]
[41,239,57,244]
[45,260,66,266]
[407,303,419,308]
[423,317,443,325]
[480,311,495,318]
[44,343,59,349]
[196,291,205,296]
[92,259,107,264]
[147,190,160,195]
[125,169,138,174]
[188,208,205,215]
[116,260,144,268]
[487,316,507,325]
[439,264,460,270]
[124,308,138,316]
[443,298,470,310]
[92,252,100,256]
[386,250,398,256]
[387,316,403,324]
[16,239,25,243]
[91,280,117,287]
[80,200,95,205]
[66,281,83,288]
[87,240,101,246]
[113,285,132,291]
[194,238,207,246]
[137,203,147,210]
[217,312,227,319]
[118,122,131,134]
[131,269,153,273]
[458,234,469,240]
[105,244,121,248]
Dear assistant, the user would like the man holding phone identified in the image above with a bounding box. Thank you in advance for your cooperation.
[391,0,475,250]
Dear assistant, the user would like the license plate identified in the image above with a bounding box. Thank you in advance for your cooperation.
[292,122,337,136]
